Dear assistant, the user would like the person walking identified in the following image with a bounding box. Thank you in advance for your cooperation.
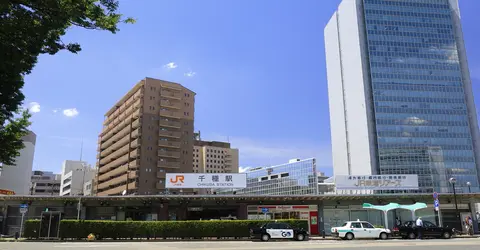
[466,216,473,236]
[395,217,402,227]
[416,217,423,239]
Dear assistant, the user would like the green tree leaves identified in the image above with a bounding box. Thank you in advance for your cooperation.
[0,0,134,167]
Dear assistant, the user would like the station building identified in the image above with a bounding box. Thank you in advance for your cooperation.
[0,193,478,236]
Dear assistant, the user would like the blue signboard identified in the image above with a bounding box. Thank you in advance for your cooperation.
[261,207,269,214]
[433,192,438,199]
[20,204,28,209]
[434,199,440,211]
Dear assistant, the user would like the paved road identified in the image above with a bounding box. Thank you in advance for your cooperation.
[1,238,479,250]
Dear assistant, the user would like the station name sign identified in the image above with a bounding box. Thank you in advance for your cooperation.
[335,175,419,190]
[166,173,247,189]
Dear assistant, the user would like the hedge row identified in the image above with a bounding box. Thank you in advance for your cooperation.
[24,219,308,239]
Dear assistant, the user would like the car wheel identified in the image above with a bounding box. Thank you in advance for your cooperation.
[408,232,416,239]
[296,233,305,241]
[261,234,270,242]
[443,232,451,239]
[379,232,388,240]
[345,233,354,240]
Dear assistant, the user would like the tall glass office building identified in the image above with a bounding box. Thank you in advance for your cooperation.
[218,158,318,195]
[325,0,480,193]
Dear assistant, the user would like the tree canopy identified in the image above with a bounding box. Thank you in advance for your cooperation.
[0,0,134,167]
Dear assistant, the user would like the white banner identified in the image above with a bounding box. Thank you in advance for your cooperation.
[335,175,419,190]
[165,173,247,188]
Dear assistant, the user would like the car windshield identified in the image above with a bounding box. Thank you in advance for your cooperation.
[341,222,348,227]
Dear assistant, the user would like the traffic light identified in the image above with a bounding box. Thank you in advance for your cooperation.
[45,207,49,212]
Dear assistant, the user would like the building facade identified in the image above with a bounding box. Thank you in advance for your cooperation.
[193,140,239,174]
[0,131,36,195]
[221,158,318,195]
[30,170,61,195]
[60,161,95,196]
[325,0,480,193]
[95,78,195,196]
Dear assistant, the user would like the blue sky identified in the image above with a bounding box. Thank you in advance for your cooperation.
[23,0,480,176]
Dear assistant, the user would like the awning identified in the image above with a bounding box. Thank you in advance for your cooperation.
[362,202,428,228]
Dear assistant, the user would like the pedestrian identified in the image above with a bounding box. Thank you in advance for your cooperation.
[466,216,473,236]
[416,217,423,239]
[395,217,402,227]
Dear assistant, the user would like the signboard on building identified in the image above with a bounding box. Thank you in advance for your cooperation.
[335,175,419,190]
[0,189,15,195]
[165,173,247,188]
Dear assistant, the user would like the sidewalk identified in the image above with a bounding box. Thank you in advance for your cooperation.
[1,235,478,243]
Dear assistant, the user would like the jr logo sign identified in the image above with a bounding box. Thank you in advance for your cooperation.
[169,175,185,186]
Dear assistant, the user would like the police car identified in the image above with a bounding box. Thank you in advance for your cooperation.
[331,220,391,240]
[250,221,309,241]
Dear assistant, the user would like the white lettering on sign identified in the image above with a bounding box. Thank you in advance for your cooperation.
[335,175,419,190]
[166,173,247,189]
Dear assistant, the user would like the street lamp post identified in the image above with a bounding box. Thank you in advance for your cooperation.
[76,163,90,220]
[449,177,460,226]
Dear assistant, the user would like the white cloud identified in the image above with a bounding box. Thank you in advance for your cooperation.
[184,70,197,77]
[164,62,178,69]
[53,109,59,113]
[239,166,251,173]
[27,102,41,113]
[63,108,79,117]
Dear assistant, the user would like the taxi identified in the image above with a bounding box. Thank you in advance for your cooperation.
[250,221,309,241]
[331,220,391,240]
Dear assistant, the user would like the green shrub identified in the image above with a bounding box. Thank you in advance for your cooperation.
[24,219,40,239]
[24,219,308,239]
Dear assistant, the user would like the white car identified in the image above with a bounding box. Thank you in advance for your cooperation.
[331,220,391,240]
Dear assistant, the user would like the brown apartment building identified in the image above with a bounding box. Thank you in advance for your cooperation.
[193,139,239,174]
[95,77,195,196]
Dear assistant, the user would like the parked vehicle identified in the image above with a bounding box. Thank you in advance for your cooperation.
[398,220,453,239]
[249,221,309,242]
[331,220,391,240]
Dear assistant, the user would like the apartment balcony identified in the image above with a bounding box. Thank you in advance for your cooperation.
[131,128,141,139]
[129,159,139,169]
[159,119,181,129]
[101,118,131,142]
[157,171,166,179]
[103,95,141,126]
[101,136,130,157]
[99,154,129,174]
[97,171,137,190]
[160,82,183,91]
[160,99,181,109]
[158,150,180,158]
[130,138,139,148]
[158,140,181,148]
[130,149,139,159]
[157,161,180,169]
[98,164,128,182]
[159,109,182,119]
[132,119,141,129]
[100,144,129,164]
[97,181,137,196]
[160,90,182,100]
[158,130,181,138]
[101,125,130,149]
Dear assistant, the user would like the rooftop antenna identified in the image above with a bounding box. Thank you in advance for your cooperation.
[79,138,83,161]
